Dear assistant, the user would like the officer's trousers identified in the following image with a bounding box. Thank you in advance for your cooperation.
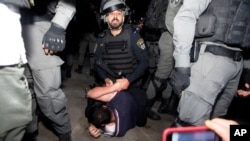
[32,67,71,134]
[147,31,174,99]
[22,21,71,135]
[0,66,32,141]
[78,32,96,70]
[24,64,38,134]
[178,45,243,125]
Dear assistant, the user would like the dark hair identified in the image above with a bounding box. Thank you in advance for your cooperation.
[86,102,112,128]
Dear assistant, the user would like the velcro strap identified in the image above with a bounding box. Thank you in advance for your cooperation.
[205,45,242,61]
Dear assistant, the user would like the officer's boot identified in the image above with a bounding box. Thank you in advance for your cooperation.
[158,98,170,114]
[66,65,72,78]
[169,93,180,116]
[74,65,83,74]
[59,131,71,141]
[146,98,161,120]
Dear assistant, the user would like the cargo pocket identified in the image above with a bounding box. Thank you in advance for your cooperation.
[178,91,212,125]
[51,90,67,114]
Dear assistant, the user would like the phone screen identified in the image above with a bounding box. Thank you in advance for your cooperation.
[163,126,221,141]
[168,130,220,141]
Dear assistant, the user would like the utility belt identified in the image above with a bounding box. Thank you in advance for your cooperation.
[149,42,158,45]
[190,42,242,62]
[0,63,25,69]
[205,45,242,61]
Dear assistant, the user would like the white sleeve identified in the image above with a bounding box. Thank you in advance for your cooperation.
[173,0,212,68]
[51,0,76,29]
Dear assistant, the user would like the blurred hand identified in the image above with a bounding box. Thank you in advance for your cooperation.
[169,67,190,95]
[42,23,65,55]
[115,78,129,91]
[205,118,238,141]
[105,78,113,86]
[237,83,250,97]
[88,124,101,138]
[43,44,55,55]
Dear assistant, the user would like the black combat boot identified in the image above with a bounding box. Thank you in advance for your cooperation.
[158,98,170,114]
[59,132,71,141]
[172,117,192,127]
[146,99,161,120]
[74,65,83,74]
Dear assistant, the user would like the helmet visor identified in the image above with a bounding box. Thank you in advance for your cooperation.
[102,3,125,15]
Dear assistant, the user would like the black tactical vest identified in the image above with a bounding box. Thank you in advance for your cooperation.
[195,0,250,48]
[99,25,137,76]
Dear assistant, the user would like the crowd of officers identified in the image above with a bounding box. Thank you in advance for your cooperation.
[0,0,250,141]
[81,0,250,138]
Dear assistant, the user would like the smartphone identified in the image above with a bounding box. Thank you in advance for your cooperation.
[162,126,222,141]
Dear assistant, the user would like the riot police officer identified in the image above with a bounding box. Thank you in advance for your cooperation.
[0,1,33,140]
[169,0,247,126]
[94,0,148,127]
[20,0,76,140]
[145,0,183,120]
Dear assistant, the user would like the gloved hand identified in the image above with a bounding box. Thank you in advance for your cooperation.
[42,23,66,55]
[169,67,191,95]
[0,0,34,8]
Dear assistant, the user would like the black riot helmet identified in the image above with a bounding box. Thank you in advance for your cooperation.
[100,0,128,16]
[100,0,129,30]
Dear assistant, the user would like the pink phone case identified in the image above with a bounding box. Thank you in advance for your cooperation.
[162,126,211,141]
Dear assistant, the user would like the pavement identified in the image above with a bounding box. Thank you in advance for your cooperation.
[35,60,176,141]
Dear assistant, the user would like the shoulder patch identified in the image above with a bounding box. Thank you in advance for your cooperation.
[136,38,146,50]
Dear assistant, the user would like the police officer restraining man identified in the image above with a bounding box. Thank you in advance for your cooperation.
[94,0,148,127]
[86,80,141,138]
[169,0,249,126]
[20,0,76,140]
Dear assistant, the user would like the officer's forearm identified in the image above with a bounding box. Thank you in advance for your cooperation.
[87,85,117,99]
[52,0,76,29]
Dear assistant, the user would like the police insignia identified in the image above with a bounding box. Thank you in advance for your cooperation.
[136,38,146,50]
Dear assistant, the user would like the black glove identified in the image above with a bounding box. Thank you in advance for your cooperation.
[0,0,33,8]
[169,67,191,95]
[42,23,66,52]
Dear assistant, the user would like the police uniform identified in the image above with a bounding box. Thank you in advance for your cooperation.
[173,0,248,125]
[146,0,183,116]
[95,24,148,84]
[21,0,76,137]
[94,24,148,126]
[0,3,32,140]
